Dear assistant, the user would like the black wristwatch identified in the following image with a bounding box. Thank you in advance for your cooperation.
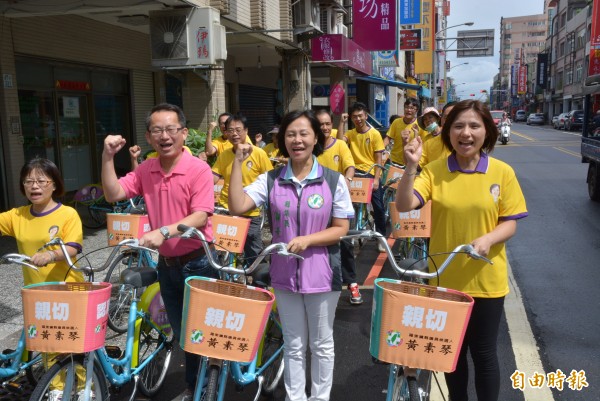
[159,226,170,240]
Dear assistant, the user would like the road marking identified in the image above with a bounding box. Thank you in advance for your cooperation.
[363,237,396,286]
[505,261,555,401]
[553,146,580,158]
[511,131,536,141]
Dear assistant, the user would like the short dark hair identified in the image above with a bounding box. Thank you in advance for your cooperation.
[314,109,332,119]
[441,100,499,154]
[145,103,186,130]
[389,114,400,125]
[277,110,325,158]
[442,101,458,116]
[218,112,232,123]
[405,97,419,108]
[225,113,248,130]
[349,102,369,115]
[19,158,65,198]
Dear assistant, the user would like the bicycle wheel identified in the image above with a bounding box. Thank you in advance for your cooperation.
[87,202,109,229]
[390,365,419,401]
[417,370,432,401]
[137,321,173,397]
[25,351,45,385]
[29,354,108,401]
[383,187,396,225]
[204,364,221,401]
[259,318,284,396]
[105,252,138,333]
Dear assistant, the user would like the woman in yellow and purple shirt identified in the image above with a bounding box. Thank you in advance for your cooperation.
[396,100,528,401]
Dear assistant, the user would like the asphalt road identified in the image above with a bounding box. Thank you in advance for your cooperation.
[1,122,597,400]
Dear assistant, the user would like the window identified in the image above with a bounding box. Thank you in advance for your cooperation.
[559,41,565,57]
[575,63,583,83]
[556,70,563,90]
[566,67,573,85]
[577,29,586,49]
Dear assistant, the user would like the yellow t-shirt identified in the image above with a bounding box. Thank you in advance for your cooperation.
[213,135,252,155]
[0,204,84,285]
[419,134,451,167]
[386,118,427,165]
[212,146,273,216]
[317,138,355,174]
[413,154,528,298]
[343,127,385,173]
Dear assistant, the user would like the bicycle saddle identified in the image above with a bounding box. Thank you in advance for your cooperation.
[120,266,158,288]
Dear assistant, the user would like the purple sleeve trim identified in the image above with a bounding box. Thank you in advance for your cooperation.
[66,242,83,254]
[413,190,425,208]
[499,212,529,221]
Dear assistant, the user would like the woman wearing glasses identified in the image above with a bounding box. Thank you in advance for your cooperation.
[0,157,84,401]
[0,157,83,285]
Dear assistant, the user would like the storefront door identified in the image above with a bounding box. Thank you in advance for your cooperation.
[56,93,92,192]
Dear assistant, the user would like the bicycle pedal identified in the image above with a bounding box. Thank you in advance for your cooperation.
[105,345,123,359]
[3,381,24,394]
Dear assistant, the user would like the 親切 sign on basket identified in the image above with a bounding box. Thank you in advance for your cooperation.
[181,277,274,362]
[22,281,112,353]
[370,278,474,372]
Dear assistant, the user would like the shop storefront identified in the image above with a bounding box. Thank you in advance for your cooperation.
[16,58,133,191]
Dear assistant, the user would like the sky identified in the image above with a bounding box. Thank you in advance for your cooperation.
[444,0,545,101]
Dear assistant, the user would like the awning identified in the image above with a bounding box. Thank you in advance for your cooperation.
[356,76,423,94]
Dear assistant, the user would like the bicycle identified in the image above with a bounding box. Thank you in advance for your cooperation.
[72,184,145,229]
[29,238,173,401]
[341,230,492,401]
[177,224,303,401]
[0,254,48,394]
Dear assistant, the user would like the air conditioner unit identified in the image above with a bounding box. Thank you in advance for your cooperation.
[149,7,227,68]
[293,0,321,33]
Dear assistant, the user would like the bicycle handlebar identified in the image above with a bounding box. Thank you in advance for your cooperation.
[0,253,39,271]
[177,224,303,275]
[341,230,493,279]
[38,237,158,275]
[354,163,386,177]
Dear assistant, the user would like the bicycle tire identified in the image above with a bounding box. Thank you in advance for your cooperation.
[137,321,173,397]
[105,253,139,333]
[87,203,108,229]
[204,364,221,401]
[390,365,419,401]
[25,351,45,385]
[383,187,396,225]
[259,318,284,396]
[29,354,108,401]
[417,370,432,401]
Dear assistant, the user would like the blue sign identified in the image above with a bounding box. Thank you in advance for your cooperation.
[399,0,421,25]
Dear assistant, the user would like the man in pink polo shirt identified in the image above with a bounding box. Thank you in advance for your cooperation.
[101,103,215,400]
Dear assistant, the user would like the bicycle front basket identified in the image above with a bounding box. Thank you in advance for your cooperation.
[370,278,473,372]
[181,277,274,362]
[22,281,112,353]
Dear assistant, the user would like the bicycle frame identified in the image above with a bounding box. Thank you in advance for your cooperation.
[93,288,170,387]
[0,330,41,380]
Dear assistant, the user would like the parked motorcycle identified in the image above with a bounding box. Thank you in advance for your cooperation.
[500,122,511,145]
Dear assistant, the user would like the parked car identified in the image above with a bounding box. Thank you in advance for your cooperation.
[515,110,527,122]
[490,110,505,128]
[564,110,584,131]
[551,115,560,127]
[527,113,545,125]
[554,112,568,129]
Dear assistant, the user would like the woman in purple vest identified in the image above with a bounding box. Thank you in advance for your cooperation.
[229,110,354,401]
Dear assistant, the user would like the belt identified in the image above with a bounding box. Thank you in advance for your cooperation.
[159,248,208,267]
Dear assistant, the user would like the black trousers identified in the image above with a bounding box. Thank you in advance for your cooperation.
[444,297,505,401]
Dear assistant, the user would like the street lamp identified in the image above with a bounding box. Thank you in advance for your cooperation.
[433,22,474,109]
[449,62,469,71]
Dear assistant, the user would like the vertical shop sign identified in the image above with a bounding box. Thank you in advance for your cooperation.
[589,0,600,77]
[330,84,345,115]
[353,0,396,50]
[517,65,527,95]
[399,0,421,24]
[414,0,433,74]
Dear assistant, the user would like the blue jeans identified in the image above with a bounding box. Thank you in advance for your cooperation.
[157,252,219,389]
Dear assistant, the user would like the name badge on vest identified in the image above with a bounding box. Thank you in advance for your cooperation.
[307,194,325,209]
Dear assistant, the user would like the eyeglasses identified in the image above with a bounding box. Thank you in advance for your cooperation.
[404,105,418,110]
[149,127,184,137]
[227,128,245,134]
[23,179,53,188]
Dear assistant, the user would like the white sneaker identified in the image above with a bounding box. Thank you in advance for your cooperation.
[48,390,63,401]
[77,390,95,401]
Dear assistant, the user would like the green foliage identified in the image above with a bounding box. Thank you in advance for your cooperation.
[185,128,206,156]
